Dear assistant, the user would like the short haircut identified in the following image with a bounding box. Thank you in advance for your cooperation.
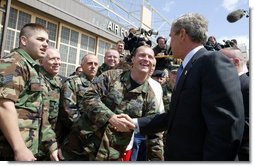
[19,23,48,38]
[172,13,208,44]
[222,48,248,62]
[116,40,124,44]
[105,48,119,57]
[130,44,152,58]
[81,53,97,65]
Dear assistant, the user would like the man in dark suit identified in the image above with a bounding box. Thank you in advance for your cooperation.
[220,48,249,161]
[118,13,245,161]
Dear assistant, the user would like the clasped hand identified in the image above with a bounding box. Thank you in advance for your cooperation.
[108,114,135,132]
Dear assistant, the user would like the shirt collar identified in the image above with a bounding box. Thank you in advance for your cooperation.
[182,45,204,68]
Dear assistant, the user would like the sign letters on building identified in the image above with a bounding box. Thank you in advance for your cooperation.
[107,21,128,37]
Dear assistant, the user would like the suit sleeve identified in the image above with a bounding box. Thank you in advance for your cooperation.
[138,112,169,134]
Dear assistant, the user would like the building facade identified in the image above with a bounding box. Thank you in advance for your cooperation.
[0,0,129,76]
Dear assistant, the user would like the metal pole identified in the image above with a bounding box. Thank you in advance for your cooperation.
[0,0,11,58]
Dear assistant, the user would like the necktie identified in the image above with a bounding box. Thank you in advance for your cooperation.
[176,64,183,84]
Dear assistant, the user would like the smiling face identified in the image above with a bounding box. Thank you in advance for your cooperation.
[158,38,166,48]
[104,49,120,68]
[131,45,155,75]
[116,42,124,53]
[40,48,61,76]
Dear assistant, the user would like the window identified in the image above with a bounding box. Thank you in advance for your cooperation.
[35,17,57,47]
[17,11,31,30]
[4,29,15,51]
[79,50,88,64]
[70,30,78,47]
[88,37,96,52]
[97,39,113,65]
[68,47,77,63]
[47,22,57,41]
[8,8,18,29]
[59,25,96,76]
[60,26,70,44]
[59,44,68,62]
[2,8,58,55]
[79,34,96,63]
[59,63,66,76]
[67,64,76,76]
[4,8,31,54]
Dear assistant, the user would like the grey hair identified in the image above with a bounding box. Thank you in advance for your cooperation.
[81,53,96,65]
[172,13,208,44]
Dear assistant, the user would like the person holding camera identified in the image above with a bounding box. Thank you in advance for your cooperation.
[204,36,222,51]
[123,28,153,55]
[153,36,168,56]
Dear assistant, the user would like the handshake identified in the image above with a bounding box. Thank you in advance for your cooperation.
[108,114,136,132]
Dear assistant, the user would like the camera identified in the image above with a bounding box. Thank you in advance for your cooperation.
[204,41,223,51]
[123,28,158,54]
[222,40,235,48]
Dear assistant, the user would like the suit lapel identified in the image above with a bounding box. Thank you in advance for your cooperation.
[167,48,208,130]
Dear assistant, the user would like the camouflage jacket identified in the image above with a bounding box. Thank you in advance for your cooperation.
[56,73,92,146]
[0,49,57,158]
[39,68,62,129]
[62,69,164,161]
[96,63,111,76]
[162,83,173,113]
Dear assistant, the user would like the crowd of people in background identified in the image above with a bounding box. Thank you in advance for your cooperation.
[0,11,249,162]
[204,35,239,51]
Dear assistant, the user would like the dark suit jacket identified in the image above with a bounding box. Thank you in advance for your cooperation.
[238,74,249,157]
[138,48,245,161]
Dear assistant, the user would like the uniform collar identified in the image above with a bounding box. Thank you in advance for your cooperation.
[16,48,39,68]
[121,70,150,93]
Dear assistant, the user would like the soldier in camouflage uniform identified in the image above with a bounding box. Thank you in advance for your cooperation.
[39,48,62,130]
[96,48,120,76]
[0,23,59,161]
[162,68,177,113]
[36,48,63,160]
[130,57,165,161]
[61,45,164,161]
[151,70,172,113]
[56,54,99,160]
[161,82,173,113]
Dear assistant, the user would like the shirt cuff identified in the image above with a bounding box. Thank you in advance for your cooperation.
[133,118,140,133]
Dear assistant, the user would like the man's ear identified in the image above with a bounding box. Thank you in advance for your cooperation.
[179,28,187,40]
[20,36,27,46]
[233,58,240,66]
[131,55,134,63]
